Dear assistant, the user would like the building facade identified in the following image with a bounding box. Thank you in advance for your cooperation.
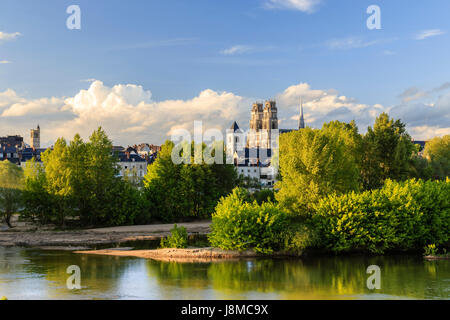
[30,125,40,149]
[227,100,304,189]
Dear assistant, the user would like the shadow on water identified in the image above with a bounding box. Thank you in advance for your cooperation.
[0,247,449,300]
[92,234,209,250]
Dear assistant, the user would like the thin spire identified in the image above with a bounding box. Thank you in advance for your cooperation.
[299,98,305,129]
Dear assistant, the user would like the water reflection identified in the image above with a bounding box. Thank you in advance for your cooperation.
[0,247,448,300]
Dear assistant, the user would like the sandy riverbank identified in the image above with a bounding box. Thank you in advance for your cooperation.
[75,247,276,263]
[0,221,211,248]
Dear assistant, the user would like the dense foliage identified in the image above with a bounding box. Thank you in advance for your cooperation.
[160,224,189,249]
[21,127,143,227]
[361,113,417,190]
[208,188,288,254]
[275,121,362,217]
[143,140,238,222]
[424,135,450,180]
[312,179,450,254]
[0,160,24,227]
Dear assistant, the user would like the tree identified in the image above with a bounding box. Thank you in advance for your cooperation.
[361,113,416,190]
[143,140,238,222]
[424,135,450,180]
[0,160,24,227]
[84,127,120,225]
[275,121,362,217]
[41,138,72,226]
[37,127,140,227]
[22,158,53,224]
[67,134,91,222]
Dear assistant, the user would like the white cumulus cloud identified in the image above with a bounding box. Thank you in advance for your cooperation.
[0,31,21,41]
[221,45,254,56]
[264,0,322,13]
[414,29,445,40]
[0,80,448,146]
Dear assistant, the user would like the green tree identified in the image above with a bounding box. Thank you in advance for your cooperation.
[41,138,72,226]
[67,134,91,221]
[424,135,450,180]
[143,140,238,222]
[275,121,362,217]
[22,158,53,224]
[361,113,416,189]
[0,160,24,227]
[85,127,120,225]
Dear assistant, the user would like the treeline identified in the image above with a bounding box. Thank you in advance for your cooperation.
[22,128,141,227]
[209,113,449,255]
[0,128,238,228]
[141,140,238,223]
[276,113,449,216]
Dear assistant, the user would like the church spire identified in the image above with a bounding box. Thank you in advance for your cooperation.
[299,98,305,129]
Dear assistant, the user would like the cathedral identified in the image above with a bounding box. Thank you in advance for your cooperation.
[227,99,305,165]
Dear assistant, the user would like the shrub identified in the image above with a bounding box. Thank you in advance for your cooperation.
[208,188,288,254]
[280,222,319,254]
[312,179,450,254]
[250,189,276,205]
[423,244,438,256]
[160,224,188,249]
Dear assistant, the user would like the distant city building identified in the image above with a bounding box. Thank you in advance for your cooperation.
[227,99,305,189]
[116,148,148,181]
[246,100,278,149]
[114,143,161,182]
[134,143,161,157]
[0,135,24,149]
[30,125,40,149]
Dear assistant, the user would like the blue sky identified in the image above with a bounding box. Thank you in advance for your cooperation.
[1,0,449,146]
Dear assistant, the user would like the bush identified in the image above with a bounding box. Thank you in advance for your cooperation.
[312,179,450,254]
[280,222,319,254]
[160,224,189,249]
[208,188,288,254]
[250,189,276,205]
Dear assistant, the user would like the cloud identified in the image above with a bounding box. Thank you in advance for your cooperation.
[0,31,21,41]
[414,29,445,40]
[264,0,322,13]
[398,87,427,103]
[325,37,395,50]
[114,38,198,51]
[276,83,384,130]
[398,82,450,103]
[0,81,448,146]
[221,45,254,56]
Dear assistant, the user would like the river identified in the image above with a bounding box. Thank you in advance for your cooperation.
[0,247,448,300]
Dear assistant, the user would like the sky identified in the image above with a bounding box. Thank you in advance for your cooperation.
[0,0,449,147]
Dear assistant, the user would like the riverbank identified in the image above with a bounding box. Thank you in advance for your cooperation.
[0,221,211,249]
[74,247,299,263]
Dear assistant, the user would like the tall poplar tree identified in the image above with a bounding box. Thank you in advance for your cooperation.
[0,160,24,227]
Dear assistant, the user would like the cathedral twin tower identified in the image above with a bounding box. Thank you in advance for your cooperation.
[247,100,278,149]
[227,99,306,158]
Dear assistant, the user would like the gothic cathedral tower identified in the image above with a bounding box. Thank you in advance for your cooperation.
[247,100,278,149]
[30,125,40,149]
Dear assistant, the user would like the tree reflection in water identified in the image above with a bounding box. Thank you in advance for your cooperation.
[0,247,448,299]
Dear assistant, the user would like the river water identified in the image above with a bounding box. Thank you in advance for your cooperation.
[0,247,448,300]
